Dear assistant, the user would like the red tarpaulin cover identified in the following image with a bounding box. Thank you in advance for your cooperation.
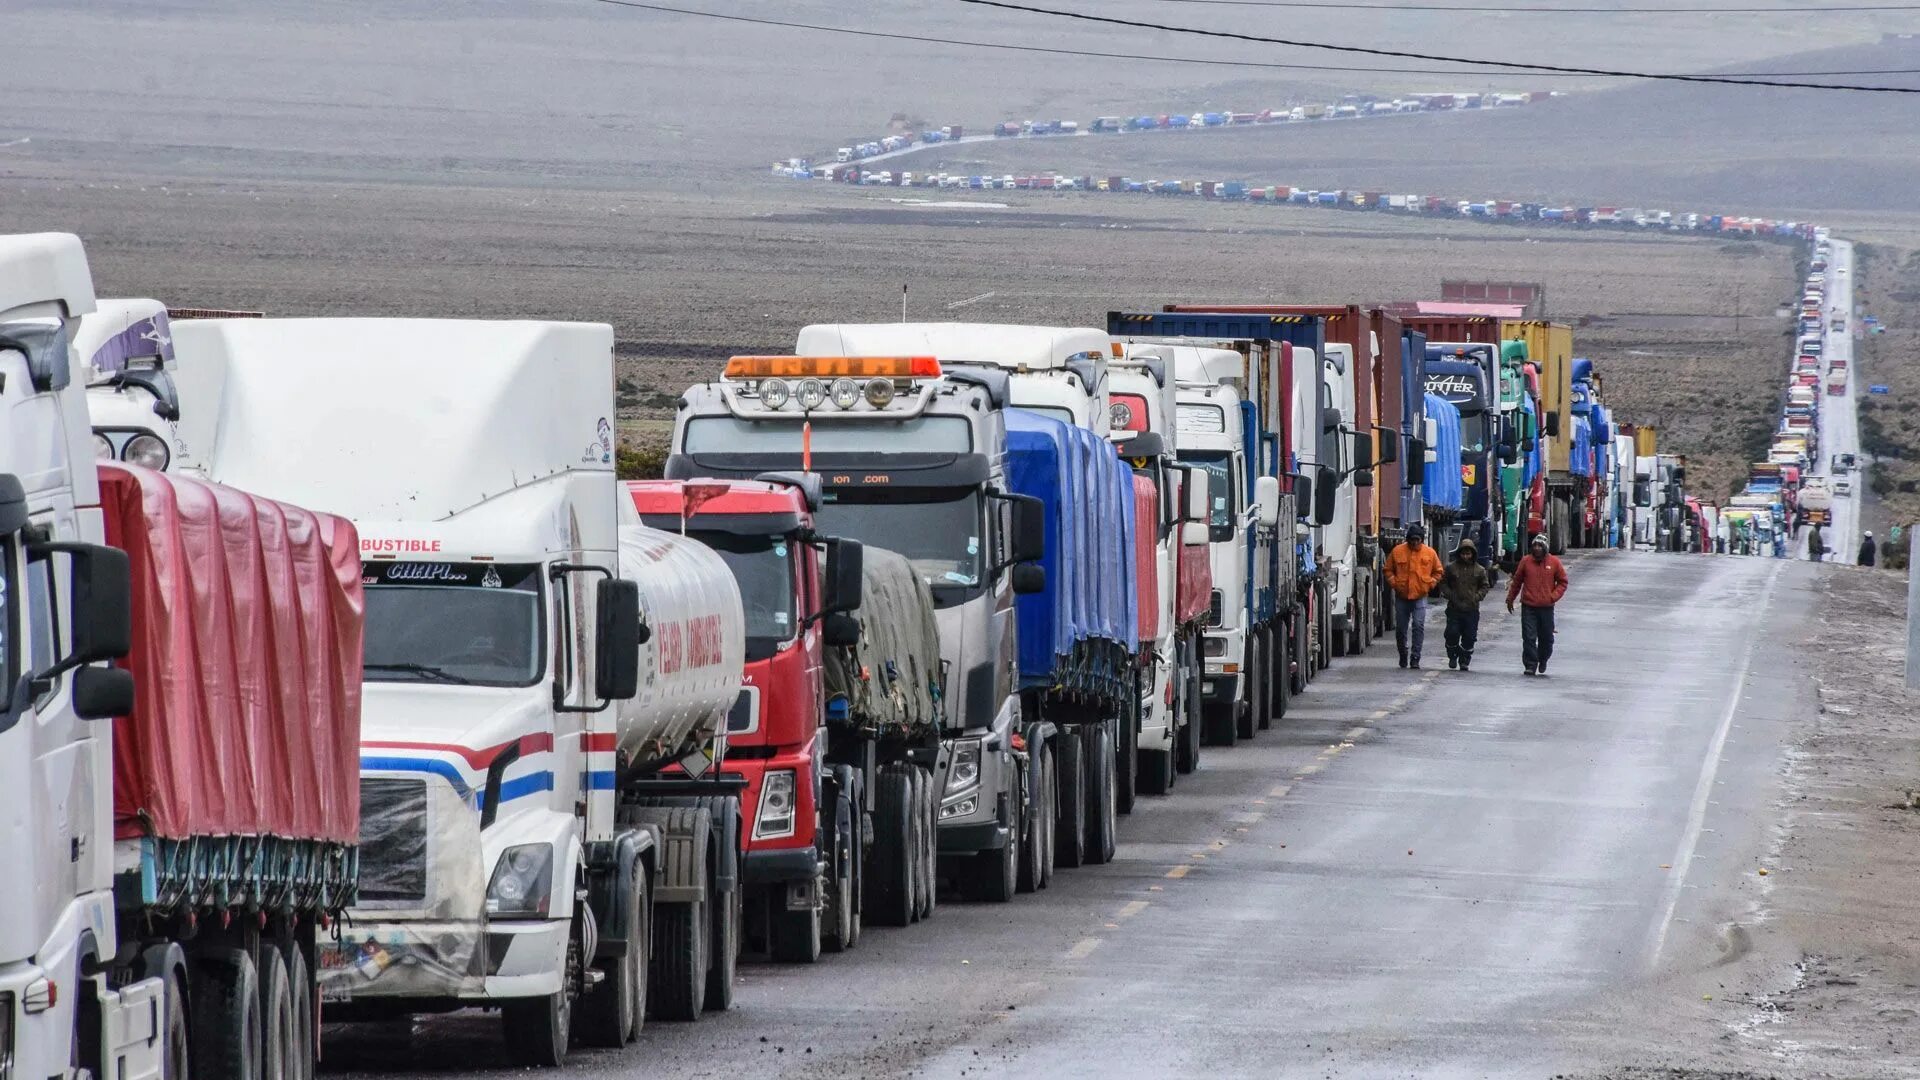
[100,464,363,843]
[1174,512,1214,629]
[1131,474,1160,643]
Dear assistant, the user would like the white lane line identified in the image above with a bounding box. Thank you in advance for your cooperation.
[1646,562,1781,969]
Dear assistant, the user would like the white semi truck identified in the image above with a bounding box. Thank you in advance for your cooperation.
[168,316,750,1065]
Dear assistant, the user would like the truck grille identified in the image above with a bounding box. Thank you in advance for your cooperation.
[1207,589,1224,627]
[357,778,429,904]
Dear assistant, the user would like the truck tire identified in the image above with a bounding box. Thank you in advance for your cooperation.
[1548,501,1569,555]
[1053,729,1087,870]
[965,788,1021,903]
[907,767,928,922]
[162,966,191,1080]
[1269,625,1290,721]
[916,766,938,921]
[1084,723,1117,866]
[1019,746,1053,893]
[648,894,709,1020]
[279,939,315,1080]
[1347,597,1364,656]
[705,874,739,1009]
[258,940,297,1080]
[1291,608,1310,695]
[188,947,262,1080]
[824,791,856,953]
[769,876,822,963]
[863,764,914,927]
[578,862,647,1046]
[1115,693,1138,816]
[1332,612,1349,658]
[1178,648,1202,774]
[1238,637,1262,738]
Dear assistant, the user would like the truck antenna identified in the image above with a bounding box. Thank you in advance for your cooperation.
[901,283,908,323]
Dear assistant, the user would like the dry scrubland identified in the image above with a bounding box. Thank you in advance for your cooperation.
[1853,245,1920,528]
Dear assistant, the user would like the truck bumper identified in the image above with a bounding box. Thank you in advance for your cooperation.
[741,847,821,885]
[319,917,565,1003]
[1200,672,1243,707]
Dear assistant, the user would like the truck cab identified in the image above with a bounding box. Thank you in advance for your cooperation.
[669,351,1052,901]
[172,317,740,1063]
[71,299,185,473]
[1423,343,1499,559]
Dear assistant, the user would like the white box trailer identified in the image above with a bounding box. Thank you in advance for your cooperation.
[170,316,749,1064]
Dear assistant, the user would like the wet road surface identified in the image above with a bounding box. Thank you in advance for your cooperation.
[323,551,1812,1078]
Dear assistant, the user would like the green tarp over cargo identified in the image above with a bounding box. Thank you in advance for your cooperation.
[824,547,944,735]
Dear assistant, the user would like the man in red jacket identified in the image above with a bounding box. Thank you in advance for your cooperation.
[1506,533,1569,676]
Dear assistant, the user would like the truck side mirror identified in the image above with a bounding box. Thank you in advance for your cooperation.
[1544,411,1561,437]
[1353,469,1374,488]
[1371,427,1398,465]
[822,538,864,616]
[1423,441,1438,464]
[72,666,135,721]
[1350,431,1374,471]
[1321,407,1343,433]
[1008,494,1046,564]
[1254,475,1281,528]
[1500,441,1519,465]
[1011,562,1046,595]
[822,611,861,648]
[1293,471,1313,516]
[1183,467,1209,524]
[1180,521,1209,546]
[0,474,26,535]
[27,542,132,680]
[1634,481,1652,507]
[594,578,643,701]
[1314,466,1338,526]
[1408,438,1428,472]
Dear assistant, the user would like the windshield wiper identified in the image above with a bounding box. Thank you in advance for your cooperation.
[365,662,475,685]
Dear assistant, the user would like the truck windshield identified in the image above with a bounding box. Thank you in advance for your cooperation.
[363,562,543,687]
[696,532,796,661]
[815,489,983,592]
[1179,451,1237,529]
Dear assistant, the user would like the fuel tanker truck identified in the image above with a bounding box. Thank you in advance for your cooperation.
[166,316,749,1065]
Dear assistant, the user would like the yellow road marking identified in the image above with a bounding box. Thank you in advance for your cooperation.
[1118,900,1149,919]
[1067,938,1101,959]
[1270,784,1291,797]
[1165,865,1190,879]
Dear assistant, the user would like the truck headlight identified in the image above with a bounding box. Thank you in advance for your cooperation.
[753,770,797,840]
[122,433,170,471]
[93,433,114,460]
[944,738,982,797]
[1203,637,1228,658]
[485,844,554,917]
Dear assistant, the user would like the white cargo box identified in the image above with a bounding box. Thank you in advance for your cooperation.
[797,322,1111,372]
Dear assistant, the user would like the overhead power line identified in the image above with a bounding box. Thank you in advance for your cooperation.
[584,0,1918,80]
[1141,0,1920,12]
[955,0,1920,91]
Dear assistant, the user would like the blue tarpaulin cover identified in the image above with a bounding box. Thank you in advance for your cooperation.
[1422,392,1464,511]
[1005,410,1137,684]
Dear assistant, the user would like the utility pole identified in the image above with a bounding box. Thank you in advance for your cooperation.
[1907,522,1920,689]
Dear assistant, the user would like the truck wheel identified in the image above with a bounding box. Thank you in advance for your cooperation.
[907,767,928,923]
[705,877,740,1009]
[1037,746,1056,887]
[280,940,315,1080]
[863,765,914,927]
[648,895,709,1020]
[1291,609,1310,695]
[1239,638,1262,739]
[1270,626,1291,722]
[1019,746,1053,893]
[916,766,938,921]
[1257,629,1275,731]
[189,947,261,1080]
[824,793,856,953]
[1083,723,1118,865]
[258,941,296,1080]
[1332,613,1349,657]
[1115,697,1138,816]
[1138,748,1174,795]
[769,875,823,964]
[162,966,191,1080]
[1202,702,1236,747]
[1347,598,1364,656]
[579,863,645,1045]
[1052,729,1087,870]
[1178,651,1202,774]
[965,788,1021,903]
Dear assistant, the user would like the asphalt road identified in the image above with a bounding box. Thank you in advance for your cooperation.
[1803,241,1861,562]
[322,550,1807,1078]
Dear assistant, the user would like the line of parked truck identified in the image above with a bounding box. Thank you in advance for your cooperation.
[814,90,1558,168]
[6,230,1705,1078]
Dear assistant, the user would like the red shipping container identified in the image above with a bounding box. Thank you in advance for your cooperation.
[101,463,363,844]
[1132,474,1161,643]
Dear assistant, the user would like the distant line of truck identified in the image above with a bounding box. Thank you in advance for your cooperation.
[7,229,1712,1078]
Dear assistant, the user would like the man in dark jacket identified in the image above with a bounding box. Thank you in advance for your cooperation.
[1506,533,1569,676]
[1807,525,1825,562]
[1436,538,1491,671]
[1859,530,1877,567]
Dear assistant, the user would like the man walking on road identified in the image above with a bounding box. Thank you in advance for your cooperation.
[1507,534,1569,676]
[1808,524,1826,562]
[1436,537,1491,672]
[1385,523,1445,670]
[1859,530,1877,567]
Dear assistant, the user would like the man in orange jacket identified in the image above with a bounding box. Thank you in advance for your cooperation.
[1506,533,1570,676]
[1384,523,1445,669]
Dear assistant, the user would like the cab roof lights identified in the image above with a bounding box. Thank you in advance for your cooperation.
[725,355,942,380]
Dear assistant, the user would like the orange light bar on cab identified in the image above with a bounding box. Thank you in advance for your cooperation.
[724,355,942,380]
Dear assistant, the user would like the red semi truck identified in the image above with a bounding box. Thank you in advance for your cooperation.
[627,477,945,961]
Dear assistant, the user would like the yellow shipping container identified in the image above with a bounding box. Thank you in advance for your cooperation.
[1501,320,1575,474]
[1634,425,1657,457]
